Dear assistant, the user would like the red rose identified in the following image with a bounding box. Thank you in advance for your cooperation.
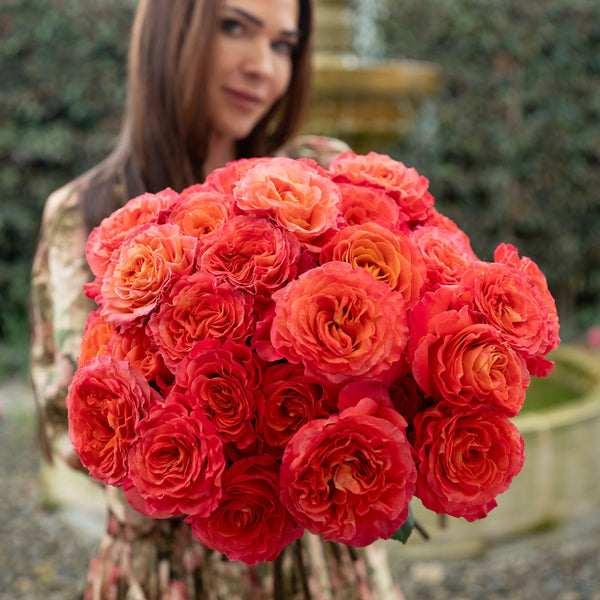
[459,258,554,362]
[261,362,328,456]
[99,223,197,327]
[320,222,426,309]
[198,215,302,301]
[107,327,174,393]
[411,224,478,290]
[388,373,431,427]
[187,456,303,564]
[267,261,409,384]
[233,156,342,252]
[66,355,160,486]
[494,243,560,376]
[148,271,255,370]
[280,398,416,546]
[411,405,525,521]
[174,339,264,450]
[337,182,404,230]
[328,151,434,223]
[125,400,226,518]
[86,188,180,278]
[168,184,234,239]
[410,297,529,417]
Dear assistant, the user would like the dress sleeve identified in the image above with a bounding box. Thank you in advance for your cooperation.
[29,182,96,464]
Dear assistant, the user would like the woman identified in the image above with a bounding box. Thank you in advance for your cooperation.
[29,1,399,599]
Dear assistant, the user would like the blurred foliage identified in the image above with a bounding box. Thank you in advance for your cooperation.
[0,0,134,377]
[379,0,600,339]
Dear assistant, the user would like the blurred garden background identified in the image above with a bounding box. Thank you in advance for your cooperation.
[1,0,600,380]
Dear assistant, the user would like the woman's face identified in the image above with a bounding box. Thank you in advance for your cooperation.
[207,0,300,143]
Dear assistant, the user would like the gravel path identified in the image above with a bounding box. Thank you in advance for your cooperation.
[1,376,599,600]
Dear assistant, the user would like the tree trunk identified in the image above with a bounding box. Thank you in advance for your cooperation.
[82,487,404,600]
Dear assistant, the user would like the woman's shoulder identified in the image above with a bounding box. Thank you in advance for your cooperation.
[277,135,352,168]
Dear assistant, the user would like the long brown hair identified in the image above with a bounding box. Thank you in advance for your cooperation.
[82,0,313,231]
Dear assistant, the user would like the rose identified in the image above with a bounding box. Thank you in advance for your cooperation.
[148,271,255,369]
[388,373,431,427]
[107,327,174,393]
[266,261,409,384]
[411,224,478,290]
[280,398,416,546]
[187,456,303,564]
[125,399,226,518]
[233,156,342,252]
[99,223,197,327]
[168,184,234,238]
[328,151,434,223]
[204,157,270,195]
[458,257,554,363]
[174,339,264,450]
[198,215,302,300]
[337,182,404,229]
[320,222,426,309]
[494,243,560,376]
[261,362,328,456]
[86,188,181,278]
[65,355,161,486]
[410,290,530,416]
[78,309,116,368]
[411,405,525,521]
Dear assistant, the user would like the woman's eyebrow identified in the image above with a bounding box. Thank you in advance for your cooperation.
[222,5,301,38]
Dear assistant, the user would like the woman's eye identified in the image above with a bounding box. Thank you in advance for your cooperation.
[271,40,296,56]
[220,18,244,36]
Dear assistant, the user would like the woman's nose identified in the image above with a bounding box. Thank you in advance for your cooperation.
[242,38,275,78]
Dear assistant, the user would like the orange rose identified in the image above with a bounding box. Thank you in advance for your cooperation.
[86,188,180,278]
[99,223,197,327]
[328,151,434,224]
[204,157,270,195]
[168,184,234,239]
[411,405,525,521]
[268,261,409,384]
[320,222,426,309]
[78,309,116,368]
[233,156,342,252]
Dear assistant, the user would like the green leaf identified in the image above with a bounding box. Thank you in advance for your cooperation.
[391,505,414,544]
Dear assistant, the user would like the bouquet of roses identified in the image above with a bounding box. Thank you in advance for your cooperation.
[66,151,560,565]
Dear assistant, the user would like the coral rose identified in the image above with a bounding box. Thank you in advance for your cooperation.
[99,223,197,327]
[126,400,225,518]
[198,215,302,300]
[280,398,416,546]
[459,257,555,364]
[86,188,180,278]
[187,456,303,564]
[78,310,116,368]
[168,184,234,238]
[411,224,478,290]
[410,296,529,417]
[261,362,328,456]
[174,339,264,450]
[328,151,434,223]
[267,261,409,384]
[148,271,255,369]
[204,157,270,195]
[320,222,426,309]
[233,156,342,252]
[65,355,160,486]
[411,405,525,521]
[337,182,404,229]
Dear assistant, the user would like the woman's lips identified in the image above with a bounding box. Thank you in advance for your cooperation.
[224,87,263,112]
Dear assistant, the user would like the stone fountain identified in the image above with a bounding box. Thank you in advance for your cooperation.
[304,0,440,153]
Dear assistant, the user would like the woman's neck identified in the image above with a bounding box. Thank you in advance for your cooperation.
[203,131,236,179]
